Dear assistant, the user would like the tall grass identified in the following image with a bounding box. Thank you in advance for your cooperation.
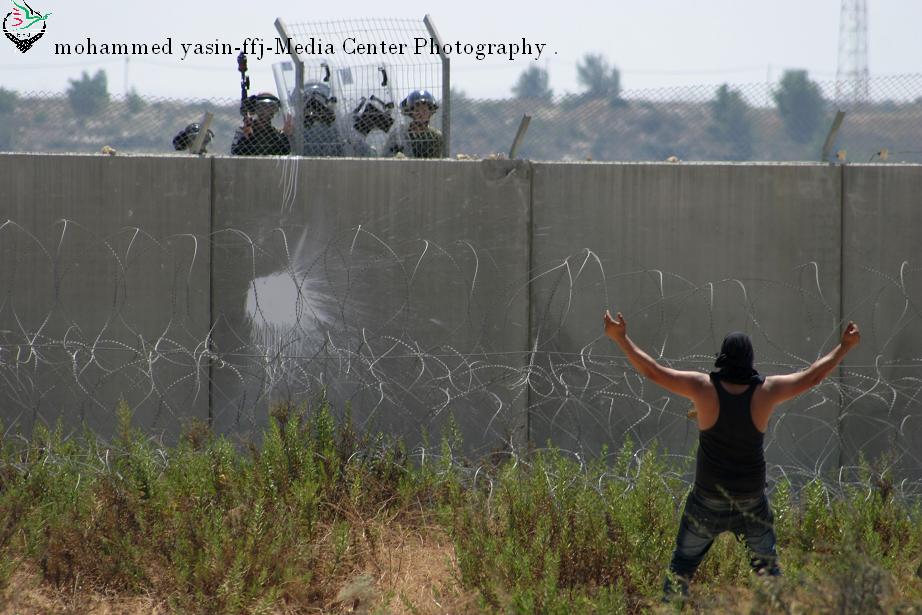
[1,402,921,613]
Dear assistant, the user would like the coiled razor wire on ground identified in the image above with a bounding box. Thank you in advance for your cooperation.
[2,217,922,496]
[1,73,922,161]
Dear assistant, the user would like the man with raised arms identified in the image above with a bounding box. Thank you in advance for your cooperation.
[602,310,860,601]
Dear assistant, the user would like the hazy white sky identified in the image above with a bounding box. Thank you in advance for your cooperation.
[1,0,919,100]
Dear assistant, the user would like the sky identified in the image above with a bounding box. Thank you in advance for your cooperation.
[1,0,920,101]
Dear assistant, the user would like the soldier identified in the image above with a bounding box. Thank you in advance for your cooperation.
[172,122,214,154]
[384,90,443,159]
[300,82,347,157]
[231,93,291,156]
[346,95,395,157]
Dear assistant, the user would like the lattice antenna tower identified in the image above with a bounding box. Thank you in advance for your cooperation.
[835,0,869,104]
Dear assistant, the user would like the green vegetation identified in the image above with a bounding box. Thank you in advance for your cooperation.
[1,402,922,613]
[709,84,753,160]
[5,68,921,161]
[126,87,146,115]
[576,53,623,102]
[66,69,110,117]
[0,88,18,151]
[0,88,18,114]
[773,69,828,145]
[512,66,553,102]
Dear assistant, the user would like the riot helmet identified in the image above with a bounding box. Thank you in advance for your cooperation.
[352,95,395,135]
[172,122,215,152]
[242,92,282,120]
[400,90,439,116]
[300,82,337,127]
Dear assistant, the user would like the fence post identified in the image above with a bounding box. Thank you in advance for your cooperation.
[424,14,450,157]
[820,110,846,163]
[508,114,532,159]
[275,18,304,156]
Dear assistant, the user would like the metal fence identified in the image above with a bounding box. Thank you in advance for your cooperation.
[1,73,920,162]
[273,16,449,156]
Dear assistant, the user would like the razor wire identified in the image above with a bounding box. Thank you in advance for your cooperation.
[1,73,921,161]
[2,216,922,496]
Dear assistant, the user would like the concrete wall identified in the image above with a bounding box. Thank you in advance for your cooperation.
[529,163,843,470]
[0,154,212,438]
[841,165,922,476]
[1,154,921,475]
[209,158,531,450]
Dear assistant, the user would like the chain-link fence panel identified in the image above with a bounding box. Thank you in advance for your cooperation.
[274,16,447,158]
[0,74,920,161]
[452,73,922,162]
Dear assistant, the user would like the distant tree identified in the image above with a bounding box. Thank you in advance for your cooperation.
[0,88,17,149]
[512,66,553,101]
[0,120,12,150]
[125,87,145,114]
[450,87,469,103]
[449,87,480,130]
[67,69,110,117]
[0,87,18,114]
[773,69,826,144]
[708,84,752,160]
[576,53,622,100]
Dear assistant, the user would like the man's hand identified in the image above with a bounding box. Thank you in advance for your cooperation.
[604,310,627,342]
[841,321,861,350]
[283,113,294,136]
[241,115,254,138]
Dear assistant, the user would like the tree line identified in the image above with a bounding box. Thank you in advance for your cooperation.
[0,60,913,162]
[510,56,829,155]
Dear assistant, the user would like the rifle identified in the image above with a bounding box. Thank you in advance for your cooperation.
[237,51,250,117]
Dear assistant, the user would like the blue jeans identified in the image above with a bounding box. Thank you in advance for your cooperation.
[664,489,780,597]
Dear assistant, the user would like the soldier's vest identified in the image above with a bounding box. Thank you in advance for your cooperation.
[409,127,443,159]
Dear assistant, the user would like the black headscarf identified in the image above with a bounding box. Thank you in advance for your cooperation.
[710,332,765,385]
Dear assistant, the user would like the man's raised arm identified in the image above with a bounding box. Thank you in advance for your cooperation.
[603,310,708,399]
[761,322,861,405]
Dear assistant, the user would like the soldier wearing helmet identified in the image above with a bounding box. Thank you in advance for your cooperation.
[384,90,443,159]
[231,93,292,156]
[345,95,395,157]
[172,122,215,154]
[300,82,348,157]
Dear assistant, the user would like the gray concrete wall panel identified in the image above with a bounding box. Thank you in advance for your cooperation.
[209,158,531,451]
[0,154,212,438]
[2,153,921,478]
[529,163,843,475]
[841,165,922,477]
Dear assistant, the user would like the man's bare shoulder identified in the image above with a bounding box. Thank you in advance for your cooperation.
[760,373,803,393]
[685,371,713,396]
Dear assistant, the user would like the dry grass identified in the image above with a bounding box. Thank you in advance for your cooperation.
[2,561,169,614]
[1,523,479,615]
[338,521,480,614]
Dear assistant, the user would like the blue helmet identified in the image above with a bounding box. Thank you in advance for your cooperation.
[400,90,438,115]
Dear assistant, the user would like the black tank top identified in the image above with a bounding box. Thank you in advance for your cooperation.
[694,374,766,497]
